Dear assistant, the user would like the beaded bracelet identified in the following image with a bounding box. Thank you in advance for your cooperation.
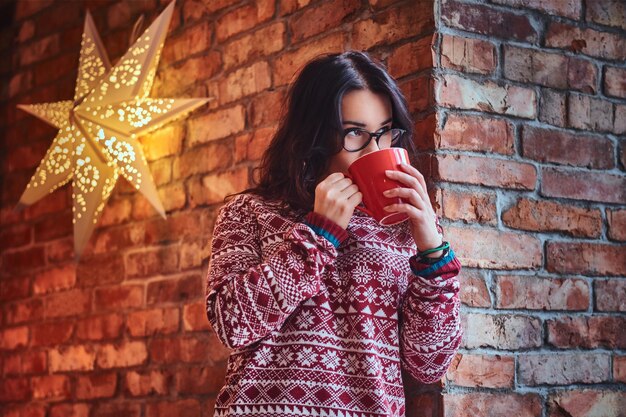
[416,241,450,258]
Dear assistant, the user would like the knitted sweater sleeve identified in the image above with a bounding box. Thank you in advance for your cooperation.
[205,194,338,349]
[399,217,463,384]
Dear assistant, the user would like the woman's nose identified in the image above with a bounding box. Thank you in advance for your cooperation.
[363,136,381,154]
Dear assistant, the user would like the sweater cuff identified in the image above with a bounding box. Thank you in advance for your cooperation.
[410,247,455,278]
[304,212,348,249]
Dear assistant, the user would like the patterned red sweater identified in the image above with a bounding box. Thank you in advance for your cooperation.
[205,193,462,417]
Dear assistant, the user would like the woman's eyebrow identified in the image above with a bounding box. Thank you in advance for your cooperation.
[343,117,392,127]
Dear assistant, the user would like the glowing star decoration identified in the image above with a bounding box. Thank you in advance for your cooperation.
[16,1,208,257]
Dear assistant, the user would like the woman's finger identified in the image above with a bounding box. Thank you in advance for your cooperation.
[385,169,427,200]
[383,187,424,210]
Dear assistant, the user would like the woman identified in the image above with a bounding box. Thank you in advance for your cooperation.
[205,51,462,417]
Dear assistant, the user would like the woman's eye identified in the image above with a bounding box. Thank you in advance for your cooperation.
[346,129,363,137]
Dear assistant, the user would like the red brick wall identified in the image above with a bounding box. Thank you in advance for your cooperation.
[434,0,626,415]
[0,0,443,416]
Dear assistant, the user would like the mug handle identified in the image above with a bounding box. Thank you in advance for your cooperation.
[344,172,375,218]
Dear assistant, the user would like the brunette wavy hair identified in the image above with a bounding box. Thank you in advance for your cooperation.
[238,50,415,212]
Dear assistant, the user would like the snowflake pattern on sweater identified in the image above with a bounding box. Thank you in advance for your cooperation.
[205,193,463,417]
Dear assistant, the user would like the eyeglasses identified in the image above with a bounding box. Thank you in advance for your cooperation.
[342,127,405,152]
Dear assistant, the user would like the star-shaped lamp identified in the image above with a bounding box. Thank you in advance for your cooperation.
[17,1,209,257]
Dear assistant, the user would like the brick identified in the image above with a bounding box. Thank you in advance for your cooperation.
[147,274,202,304]
[273,32,345,86]
[20,33,60,66]
[50,404,90,417]
[187,105,246,147]
[0,326,29,350]
[595,279,626,312]
[436,154,537,190]
[154,52,222,96]
[94,285,144,312]
[182,301,211,332]
[461,313,542,349]
[235,126,275,162]
[75,313,123,341]
[162,21,211,64]
[352,2,434,51]
[98,198,133,227]
[173,141,232,180]
[568,93,614,132]
[495,275,589,310]
[541,167,626,204]
[34,51,79,87]
[491,0,581,19]
[75,373,117,399]
[615,356,626,383]
[223,22,285,70]
[458,269,491,308]
[150,334,229,365]
[547,316,626,349]
[2,246,46,274]
[545,22,626,61]
[4,350,46,375]
[402,75,434,114]
[44,289,91,318]
[607,209,626,241]
[438,113,514,154]
[520,353,610,385]
[145,399,201,417]
[188,167,249,207]
[438,74,536,118]
[447,225,541,270]
[414,112,437,151]
[138,123,183,162]
[33,263,76,294]
[49,345,96,372]
[144,210,207,244]
[504,46,596,93]
[604,66,626,99]
[502,198,602,238]
[5,139,46,172]
[447,353,514,388]
[218,61,272,104]
[34,210,72,242]
[587,0,626,30]
[548,390,626,417]
[31,375,70,400]
[522,126,613,169]
[126,307,179,337]
[290,0,360,44]
[14,0,52,19]
[250,89,286,127]
[279,0,313,15]
[5,297,43,324]
[92,223,145,254]
[444,392,542,417]
[0,276,30,302]
[539,88,567,127]
[435,188,497,225]
[106,0,155,30]
[76,252,125,287]
[92,402,141,417]
[216,0,275,42]
[0,377,31,402]
[441,0,538,42]
[126,246,179,278]
[158,182,186,212]
[440,35,496,75]
[179,238,204,269]
[30,320,73,347]
[547,241,626,277]
[125,370,169,397]
[387,36,432,79]
[176,365,228,394]
[149,158,173,187]
[182,0,232,21]
[97,341,148,369]
[615,105,626,135]
[23,187,70,220]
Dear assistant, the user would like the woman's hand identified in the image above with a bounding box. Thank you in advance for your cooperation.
[314,172,362,230]
[382,163,443,257]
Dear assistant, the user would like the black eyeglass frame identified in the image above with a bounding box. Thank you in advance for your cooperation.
[342,127,406,153]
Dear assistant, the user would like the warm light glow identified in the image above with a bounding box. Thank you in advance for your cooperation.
[16,0,209,257]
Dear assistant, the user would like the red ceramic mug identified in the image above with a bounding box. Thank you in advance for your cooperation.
[347,147,410,226]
